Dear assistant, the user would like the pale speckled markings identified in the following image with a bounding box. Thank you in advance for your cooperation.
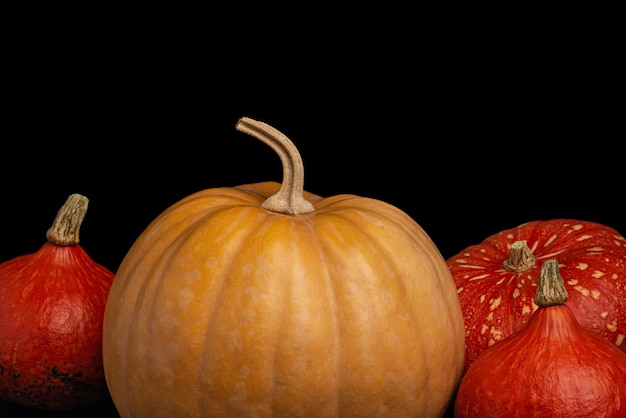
[489,297,502,311]
[458,264,485,270]
[571,282,602,299]
[496,276,515,286]
[573,286,591,297]
[592,270,606,279]
[521,304,533,315]
[544,234,558,247]
[537,249,567,259]
[468,273,490,281]
[527,240,540,253]
[576,234,594,242]
[616,334,624,346]
[575,263,589,271]
[489,328,503,344]
[606,320,618,333]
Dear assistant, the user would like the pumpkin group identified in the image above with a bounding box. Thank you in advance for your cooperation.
[455,259,626,417]
[102,117,465,417]
[447,219,626,373]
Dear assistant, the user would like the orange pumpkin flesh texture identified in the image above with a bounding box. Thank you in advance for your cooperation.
[102,117,465,417]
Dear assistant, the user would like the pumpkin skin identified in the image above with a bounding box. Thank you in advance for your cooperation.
[0,194,114,410]
[447,219,626,373]
[454,260,626,418]
[102,117,465,418]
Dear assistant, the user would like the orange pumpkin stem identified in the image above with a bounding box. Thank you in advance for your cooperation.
[46,193,89,246]
[236,117,315,215]
[502,240,536,273]
[534,259,569,307]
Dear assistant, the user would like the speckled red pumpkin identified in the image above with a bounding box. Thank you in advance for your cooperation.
[447,219,626,373]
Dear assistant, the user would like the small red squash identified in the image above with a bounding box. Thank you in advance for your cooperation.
[103,117,465,418]
[0,194,114,410]
[447,220,626,373]
[454,259,626,417]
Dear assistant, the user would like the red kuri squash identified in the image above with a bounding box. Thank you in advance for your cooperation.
[447,220,626,373]
[102,117,465,417]
[0,194,114,410]
[454,259,626,417]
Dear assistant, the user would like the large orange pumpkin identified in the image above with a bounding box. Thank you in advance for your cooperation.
[102,117,464,417]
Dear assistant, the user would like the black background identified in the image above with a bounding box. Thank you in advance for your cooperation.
[1,7,623,417]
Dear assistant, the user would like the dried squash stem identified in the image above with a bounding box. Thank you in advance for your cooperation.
[503,240,536,273]
[46,193,89,246]
[535,259,569,307]
[236,117,315,215]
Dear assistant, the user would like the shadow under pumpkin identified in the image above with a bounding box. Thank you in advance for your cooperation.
[0,359,106,410]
